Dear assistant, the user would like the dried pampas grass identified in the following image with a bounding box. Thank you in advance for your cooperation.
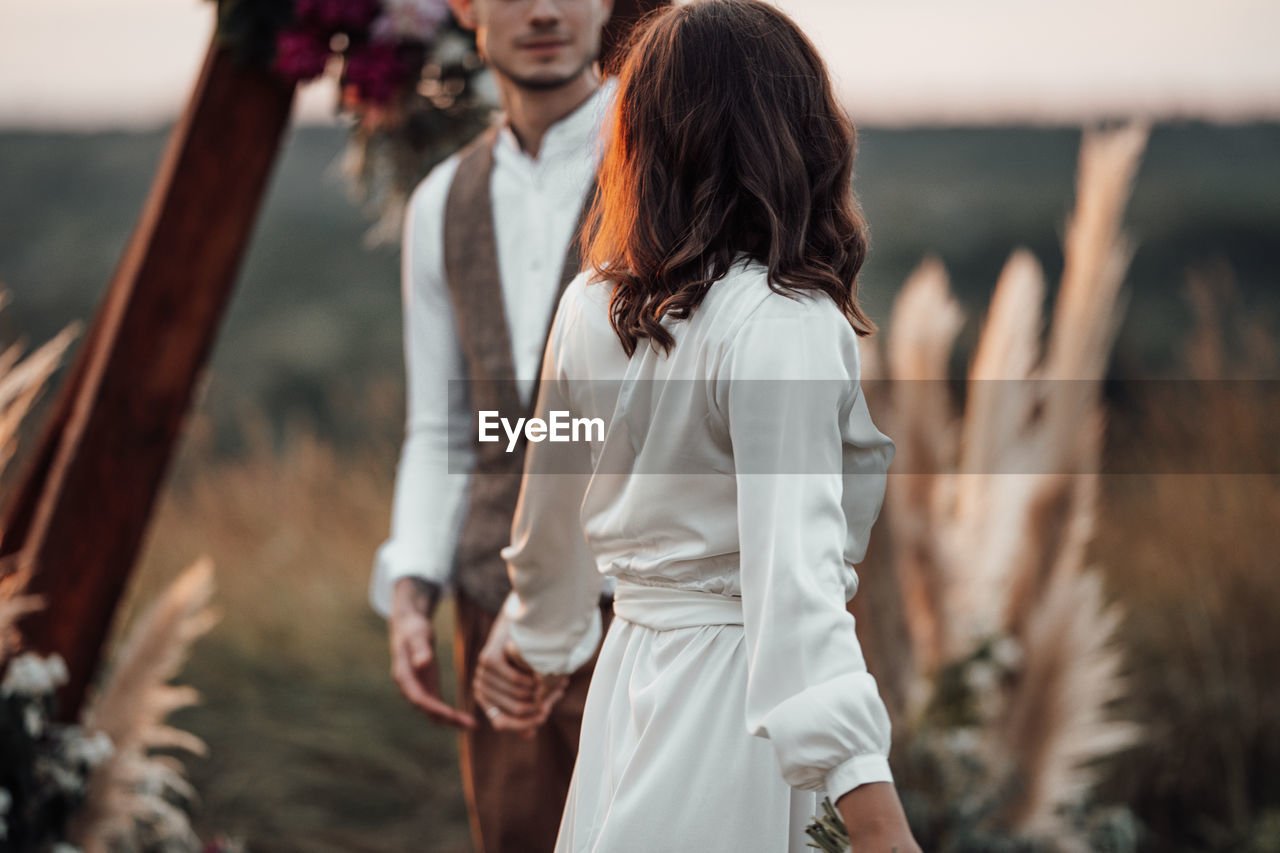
[68,558,221,853]
[990,128,1148,838]
[0,299,78,482]
[0,575,43,659]
[874,124,1150,847]
[883,258,963,693]
[0,295,220,850]
[0,288,76,657]
[999,568,1139,838]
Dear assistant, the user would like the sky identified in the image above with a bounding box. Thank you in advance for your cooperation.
[1,0,1278,129]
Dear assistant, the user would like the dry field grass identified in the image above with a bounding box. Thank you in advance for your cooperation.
[114,425,473,853]
[6,123,1273,851]
[100,280,1279,852]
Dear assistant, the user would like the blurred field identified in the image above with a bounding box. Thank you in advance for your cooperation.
[1093,294,1280,850]
[111,422,473,853]
[2,122,1278,851]
[93,338,1278,853]
[1,123,1277,443]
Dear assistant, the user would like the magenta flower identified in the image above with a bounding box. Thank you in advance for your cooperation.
[370,0,452,43]
[295,0,383,34]
[273,30,330,81]
[344,41,411,104]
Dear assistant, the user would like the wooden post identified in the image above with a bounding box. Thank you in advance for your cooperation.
[1,37,295,720]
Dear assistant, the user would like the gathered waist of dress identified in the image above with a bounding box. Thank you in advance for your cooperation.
[611,579,744,631]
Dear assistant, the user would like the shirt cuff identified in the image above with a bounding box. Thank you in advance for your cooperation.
[824,753,894,802]
[503,591,603,677]
[368,541,452,619]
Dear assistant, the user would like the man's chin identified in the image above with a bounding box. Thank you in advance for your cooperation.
[490,55,593,93]
[510,69,582,92]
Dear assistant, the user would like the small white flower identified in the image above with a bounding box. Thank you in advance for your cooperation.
[1,652,70,697]
[46,655,68,685]
[34,753,81,794]
[990,636,1024,672]
[66,730,115,768]
[965,660,999,696]
[432,28,476,68]
[23,704,43,738]
[139,771,170,798]
[943,727,980,755]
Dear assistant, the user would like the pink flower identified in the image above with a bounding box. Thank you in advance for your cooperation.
[370,0,451,43]
[295,0,383,35]
[273,30,330,81]
[344,41,412,104]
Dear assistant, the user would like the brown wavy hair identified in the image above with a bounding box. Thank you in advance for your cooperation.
[584,0,875,357]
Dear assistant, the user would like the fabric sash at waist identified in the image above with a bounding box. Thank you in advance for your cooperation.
[612,580,744,631]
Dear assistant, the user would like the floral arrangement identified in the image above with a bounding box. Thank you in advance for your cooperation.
[273,0,448,102]
[887,634,1139,853]
[1,649,105,852]
[0,296,241,853]
[804,126,1153,853]
[802,632,1137,851]
[804,797,852,852]
[1,559,238,853]
[214,0,498,245]
[841,125,1153,853]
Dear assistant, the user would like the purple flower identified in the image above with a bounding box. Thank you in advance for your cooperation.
[273,30,330,81]
[370,0,451,43]
[344,41,412,104]
[295,0,383,35]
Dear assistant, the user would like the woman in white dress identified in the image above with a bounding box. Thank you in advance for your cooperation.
[473,2,920,850]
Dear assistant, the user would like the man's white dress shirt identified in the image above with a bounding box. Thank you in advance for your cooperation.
[368,79,618,617]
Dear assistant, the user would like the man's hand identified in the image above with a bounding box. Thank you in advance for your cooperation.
[389,577,476,729]
[836,781,921,853]
[473,609,567,738]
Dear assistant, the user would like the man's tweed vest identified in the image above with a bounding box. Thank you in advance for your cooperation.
[442,125,598,614]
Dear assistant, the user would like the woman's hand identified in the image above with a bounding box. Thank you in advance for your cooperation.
[836,782,921,853]
[472,610,568,738]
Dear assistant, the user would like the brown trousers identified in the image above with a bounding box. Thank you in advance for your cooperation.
[452,590,613,853]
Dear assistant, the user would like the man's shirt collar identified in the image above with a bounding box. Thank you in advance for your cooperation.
[495,76,618,165]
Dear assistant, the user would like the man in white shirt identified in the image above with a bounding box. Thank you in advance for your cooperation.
[367,0,619,849]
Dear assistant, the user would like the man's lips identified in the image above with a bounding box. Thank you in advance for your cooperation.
[519,39,570,51]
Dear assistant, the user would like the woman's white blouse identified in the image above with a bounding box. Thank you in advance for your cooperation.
[500,258,897,797]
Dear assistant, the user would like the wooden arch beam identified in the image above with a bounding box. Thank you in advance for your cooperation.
[0,40,296,718]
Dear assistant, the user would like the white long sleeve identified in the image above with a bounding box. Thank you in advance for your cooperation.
[500,287,604,676]
[723,294,896,801]
[368,160,474,618]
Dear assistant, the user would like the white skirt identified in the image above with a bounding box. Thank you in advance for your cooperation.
[554,584,821,852]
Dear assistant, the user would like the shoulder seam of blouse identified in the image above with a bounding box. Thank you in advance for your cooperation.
[719,275,843,365]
